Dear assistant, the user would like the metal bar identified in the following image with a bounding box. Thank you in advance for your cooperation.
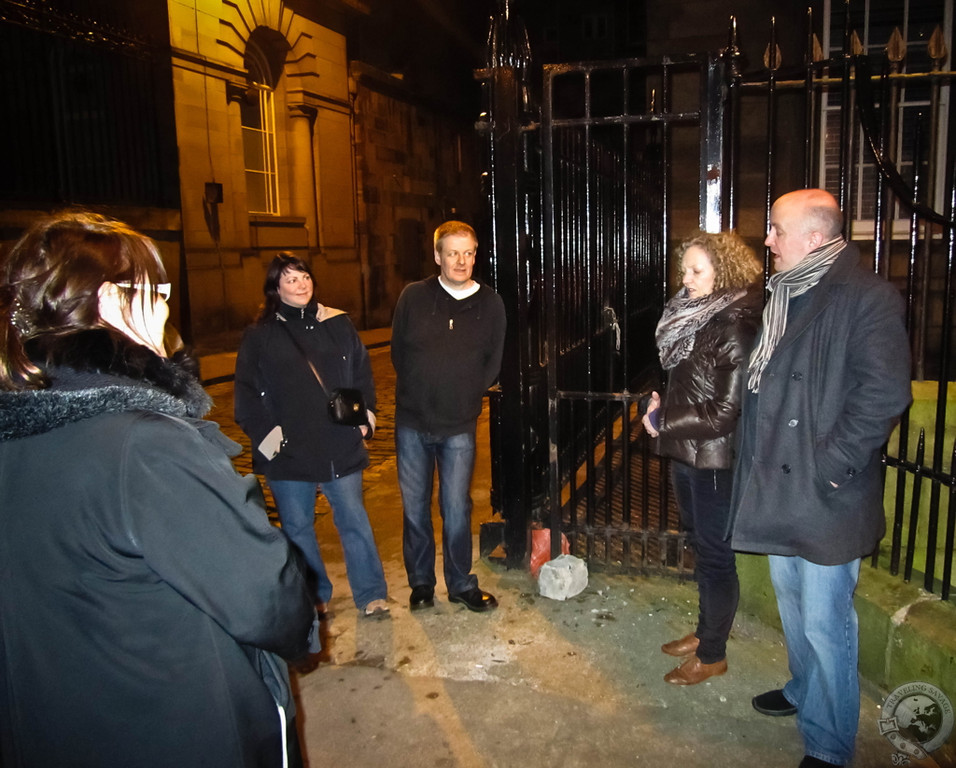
[872,62,890,278]
[660,63,672,311]
[542,64,564,566]
[762,37,777,281]
[944,442,956,601]
[740,71,956,89]
[889,407,911,575]
[700,54,725,232]
[907,124,923,378]
[929,156,956,597]
[839,57,855,225]
[802,7,814,187]
[724,17,742,231]
[903,430,926,582]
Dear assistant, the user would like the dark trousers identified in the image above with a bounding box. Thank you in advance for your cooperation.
[670,460,739,664]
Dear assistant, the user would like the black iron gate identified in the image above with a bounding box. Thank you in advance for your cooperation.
[540,54,728,575]
[482,6,731,575]
[483,3,956,600]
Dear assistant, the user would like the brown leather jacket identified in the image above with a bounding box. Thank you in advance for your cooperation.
[653,284,762,469]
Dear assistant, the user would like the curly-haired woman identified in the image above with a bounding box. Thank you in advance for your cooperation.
[643,230,763,685]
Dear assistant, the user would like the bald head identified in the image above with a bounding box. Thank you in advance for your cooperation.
[777,189,843,238]
[766,188,844,271]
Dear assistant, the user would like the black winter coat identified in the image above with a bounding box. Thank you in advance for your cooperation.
[654,285,762,469]
[235,302,376,482]
[729,244,912,565]
[0,330,314,768]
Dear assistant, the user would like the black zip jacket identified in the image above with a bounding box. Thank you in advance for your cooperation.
[235,302,376,481]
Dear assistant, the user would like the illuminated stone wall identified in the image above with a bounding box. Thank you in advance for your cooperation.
[167,0,361,343]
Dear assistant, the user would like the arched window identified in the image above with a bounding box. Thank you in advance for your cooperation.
[242,36,283,215]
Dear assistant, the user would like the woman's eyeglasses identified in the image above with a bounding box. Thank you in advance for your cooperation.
[115,282,172,301]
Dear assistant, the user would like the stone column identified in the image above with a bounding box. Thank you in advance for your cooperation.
[288,104,318,247]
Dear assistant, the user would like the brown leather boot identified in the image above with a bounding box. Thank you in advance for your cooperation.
[660,633,700,657]
[664,656,728,685]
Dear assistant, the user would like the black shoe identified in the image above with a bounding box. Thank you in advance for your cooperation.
[448,587,498,612]
[752,689,798,717]
[288,654,320,675]
[409,585,435,610]
[798,757,843,768]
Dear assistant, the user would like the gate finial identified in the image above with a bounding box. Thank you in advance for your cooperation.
[928,25,948,70]
[887,28,906,64]
[849,30,864,56]
[722,16,743,76]
[488,0,531,70]
[805,7,824,65]
[764,16,782,71]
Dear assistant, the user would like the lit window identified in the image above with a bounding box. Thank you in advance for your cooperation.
[819,0,951,236]
[240,83,279,215]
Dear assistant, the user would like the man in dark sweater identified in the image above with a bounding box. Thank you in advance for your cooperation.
[391,220,506,612]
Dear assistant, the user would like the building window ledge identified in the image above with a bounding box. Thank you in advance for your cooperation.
[249,215,306,227]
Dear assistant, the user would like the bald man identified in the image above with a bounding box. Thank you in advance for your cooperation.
[729,189,912,768]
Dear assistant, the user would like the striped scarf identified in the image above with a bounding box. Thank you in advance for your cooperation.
[656,288,741,370]
[747,236,846,392]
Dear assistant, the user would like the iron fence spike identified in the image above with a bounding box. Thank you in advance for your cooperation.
[929,25,947,67]
[887,27,906,63]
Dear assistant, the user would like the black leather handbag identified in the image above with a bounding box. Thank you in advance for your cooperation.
[327,387,367,426]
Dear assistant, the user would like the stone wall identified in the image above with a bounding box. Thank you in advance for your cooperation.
[167,0,361,347]
[350,63,484,329]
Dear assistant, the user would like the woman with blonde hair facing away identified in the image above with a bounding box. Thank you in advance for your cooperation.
[643,230,763,685]
[0,211,315,767]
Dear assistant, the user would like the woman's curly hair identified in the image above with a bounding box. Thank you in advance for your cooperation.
[678,231,762,292]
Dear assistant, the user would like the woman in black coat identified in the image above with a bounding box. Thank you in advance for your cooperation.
[642,230,762,686]
[0,212,315,767]
[235,254,389,619]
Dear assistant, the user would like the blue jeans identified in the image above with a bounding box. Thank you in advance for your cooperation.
[269,472,387,610]
[396,426,478,596]
[670,461,739,664]
[769,555,861,766]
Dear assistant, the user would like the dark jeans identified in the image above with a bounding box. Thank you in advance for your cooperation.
[396,426,479,596]
[670,460,739,664]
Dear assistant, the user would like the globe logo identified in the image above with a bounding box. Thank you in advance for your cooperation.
[897,694,944,740]
[879,682,954,761]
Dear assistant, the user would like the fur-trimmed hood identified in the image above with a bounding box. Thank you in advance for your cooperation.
[0,329,212,442]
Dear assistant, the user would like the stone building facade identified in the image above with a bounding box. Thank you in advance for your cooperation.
[0,0,487,349]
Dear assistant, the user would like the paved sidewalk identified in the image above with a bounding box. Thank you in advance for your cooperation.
[203,346,903,768]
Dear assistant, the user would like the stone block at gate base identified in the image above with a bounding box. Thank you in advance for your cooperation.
[538,554,588,601]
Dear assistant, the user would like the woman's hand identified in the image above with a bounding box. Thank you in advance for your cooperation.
[359,410,376,440]
[641,391,661,437]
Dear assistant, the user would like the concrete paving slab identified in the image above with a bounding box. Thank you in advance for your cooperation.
[290,558,894,768]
